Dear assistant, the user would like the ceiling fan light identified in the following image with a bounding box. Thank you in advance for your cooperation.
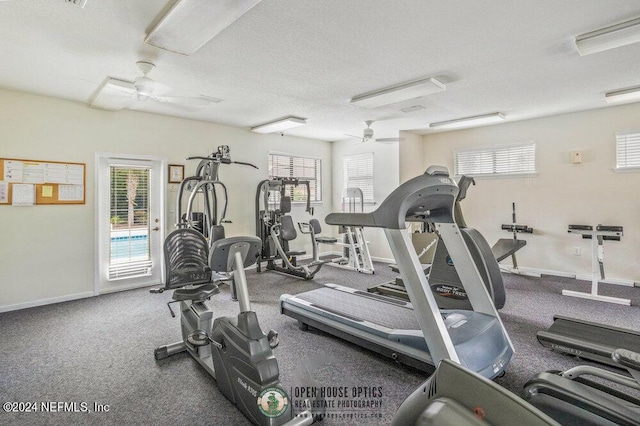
[350,77,446,109]
[251,116,307,134]
[88,78,136,111]
[575,16,640,56]
[145,0,263,55]
[429,112,506,129]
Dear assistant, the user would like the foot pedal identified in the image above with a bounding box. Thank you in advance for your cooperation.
[267,329,279,349]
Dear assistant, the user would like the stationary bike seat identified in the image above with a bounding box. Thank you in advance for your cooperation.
[172,284,220,302]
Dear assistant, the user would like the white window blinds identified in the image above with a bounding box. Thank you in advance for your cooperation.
[109,166,152,280]
[343,153,374,203]
[268,153,322,202]
[616,132,640,170]
[454,142,536,177]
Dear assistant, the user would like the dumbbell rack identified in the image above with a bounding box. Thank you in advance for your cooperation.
[564,224,630,305]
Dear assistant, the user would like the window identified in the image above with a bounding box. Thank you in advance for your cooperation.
[268,153,322,202]
[616,131,640,171]
[109,166,151,279]
[454,142,536,177]
[343,153,374,203]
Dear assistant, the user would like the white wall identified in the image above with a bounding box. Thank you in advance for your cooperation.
[420,102,640,283]
[0,89,332,311]
[330,138,400,262]
[398,131,424,184]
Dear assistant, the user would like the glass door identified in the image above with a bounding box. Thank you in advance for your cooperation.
[96,154,165,293]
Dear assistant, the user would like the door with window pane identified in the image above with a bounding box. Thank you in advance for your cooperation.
[96,155,164,293]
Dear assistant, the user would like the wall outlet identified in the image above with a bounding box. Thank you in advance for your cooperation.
[573,247,581,256]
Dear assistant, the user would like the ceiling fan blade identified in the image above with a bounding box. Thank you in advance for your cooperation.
[375,137,404,143]
[88,78,136,111]
[151,95,214,106]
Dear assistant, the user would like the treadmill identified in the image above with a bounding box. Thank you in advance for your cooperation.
[280,166,514,379]
[537,315,640,369]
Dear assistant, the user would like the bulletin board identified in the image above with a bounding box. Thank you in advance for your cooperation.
[0,158,86,205]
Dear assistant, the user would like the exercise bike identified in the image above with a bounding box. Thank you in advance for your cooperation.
[151,229,315,425]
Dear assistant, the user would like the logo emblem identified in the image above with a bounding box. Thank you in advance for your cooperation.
[257,387,289,418]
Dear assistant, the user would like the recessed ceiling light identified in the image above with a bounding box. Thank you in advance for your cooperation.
[351,77,445,109]
[251,116,307,134]
[429,113,506,129]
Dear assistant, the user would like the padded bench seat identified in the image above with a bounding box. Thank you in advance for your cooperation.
[172,284,220,302]
[315,236,338,244]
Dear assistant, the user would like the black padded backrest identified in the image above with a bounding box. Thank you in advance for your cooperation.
[163,228,210,290]
[209,236,262,272]
[210,225,225,243]
[280,196,292,214]
[309,218,322,234]
[280,215,298,241]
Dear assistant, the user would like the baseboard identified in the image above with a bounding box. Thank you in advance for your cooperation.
[0,291,96,313]
[502,265,637,287]
[98,281,160,294]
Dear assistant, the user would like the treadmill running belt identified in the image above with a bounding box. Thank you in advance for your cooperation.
[548,317,640,353]
[299,287,420,330]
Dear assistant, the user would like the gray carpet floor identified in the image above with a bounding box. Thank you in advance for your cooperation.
[1,261,639,425]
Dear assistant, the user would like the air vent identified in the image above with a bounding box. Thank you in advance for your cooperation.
[199,96,223,104]
[64,0,88,8]
[427,375,438,398]
[400,105,425,113]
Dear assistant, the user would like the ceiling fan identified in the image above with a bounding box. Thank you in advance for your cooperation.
[347,121,403,143]
[89,61,220,111]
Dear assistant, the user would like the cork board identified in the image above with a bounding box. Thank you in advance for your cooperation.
[0,158,86,205]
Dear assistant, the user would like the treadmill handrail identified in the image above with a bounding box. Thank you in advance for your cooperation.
[326,166,458,230]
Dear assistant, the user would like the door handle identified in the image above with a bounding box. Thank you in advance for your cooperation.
[152,227,160,231]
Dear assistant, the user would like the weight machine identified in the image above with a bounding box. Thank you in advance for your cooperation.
[176,145,257,240]
[563,224,629,305]
[316,187,374,274]
[491,202,533,272]
[255,177,328,280]
[173,145,258,299]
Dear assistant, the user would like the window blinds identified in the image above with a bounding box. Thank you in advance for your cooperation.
[268,153,322,202]
[616,132,640,170]
[109,167,151,280]
[454,142,536,177]
[343,153,374,202]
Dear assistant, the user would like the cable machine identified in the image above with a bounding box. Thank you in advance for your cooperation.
[175,145,257,239]
[255,177,328,280]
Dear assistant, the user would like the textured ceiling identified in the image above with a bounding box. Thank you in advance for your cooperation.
[1,0,639,142]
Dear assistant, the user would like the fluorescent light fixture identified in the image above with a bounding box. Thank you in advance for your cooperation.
[575,16,640,56]
[605,86,640,104]
[88,78,136,111]
[350,77,446,109]
[145,0,262,55]
[429,112,506,129]
[251,116,307,134]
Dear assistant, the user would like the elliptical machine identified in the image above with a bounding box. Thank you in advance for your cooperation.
[152,231,315,426]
